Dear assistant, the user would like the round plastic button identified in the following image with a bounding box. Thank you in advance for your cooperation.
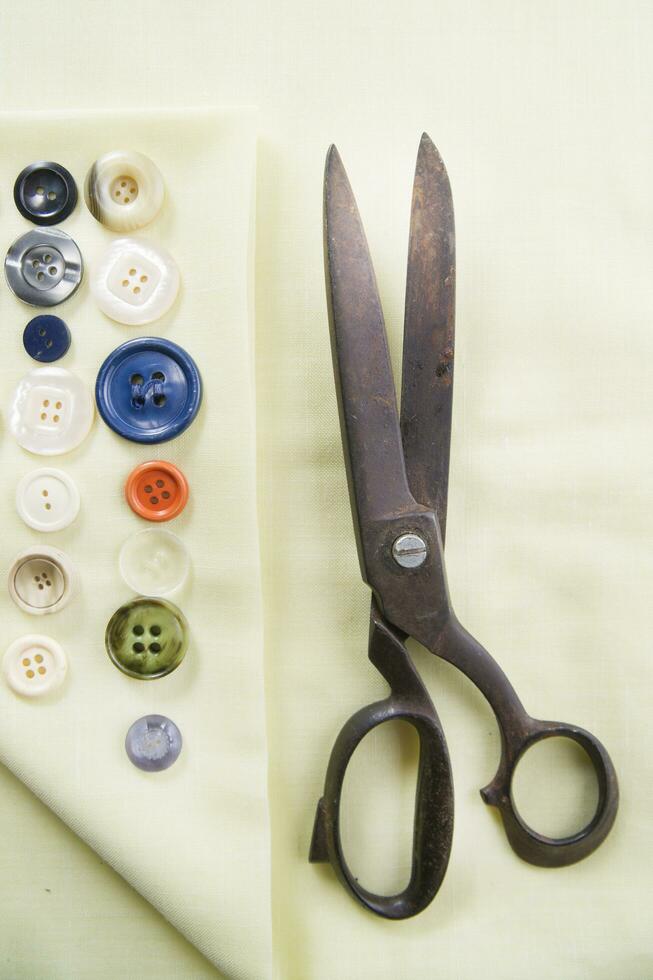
[125,714,182,772]
[105,596,188,680]
[8,545,76,616]
[95,338,202,444]
[91,237,179,325]
[85,151,165,232]
[5,229,83,307]
[125,461,189,522]
[119,529,190,596]
[16,468,80,532]
[23,315,71,363]
[14,161,78,226]
[3,635,67,697]
[8,366,94,455]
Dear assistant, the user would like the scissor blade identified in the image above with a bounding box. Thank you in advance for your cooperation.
[401,134,455,542]
[324,145,418,582]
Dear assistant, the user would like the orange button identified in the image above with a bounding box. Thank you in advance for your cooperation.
[125,461,189,522]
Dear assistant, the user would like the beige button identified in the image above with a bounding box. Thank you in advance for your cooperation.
[8,545,76,615]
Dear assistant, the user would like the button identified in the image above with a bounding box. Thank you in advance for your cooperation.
[125,714,182,771]
[95,338,202,444]
[8,366,94,455]
[5,229,83,307]
[16,468,80,532]
[14,161,78,226]
[105,596,188,679]
[8,546,76,615]
[125,460,189,522]
[84,151,165,232]
[91,237,179,325]
[3,635,67,697]
[23,315,71,363]
[119,529,190,596]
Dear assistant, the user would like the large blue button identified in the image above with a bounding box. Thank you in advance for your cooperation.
[95,337,202,444]
[23,315,71,362]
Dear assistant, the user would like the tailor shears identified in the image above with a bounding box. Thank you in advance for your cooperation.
[309,134,618,919]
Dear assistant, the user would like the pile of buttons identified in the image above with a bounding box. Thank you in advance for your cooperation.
[3,151,200,772]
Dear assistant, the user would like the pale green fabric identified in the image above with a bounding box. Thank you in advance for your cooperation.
[0,2,651,979]
[0,109,268,980]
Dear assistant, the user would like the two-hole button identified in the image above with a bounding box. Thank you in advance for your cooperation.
[14,161,78,226]
[23,315,71,363]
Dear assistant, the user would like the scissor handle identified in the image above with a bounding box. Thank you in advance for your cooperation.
[480,718,619,867]
[309,608,454,919]
[438,617,619,867]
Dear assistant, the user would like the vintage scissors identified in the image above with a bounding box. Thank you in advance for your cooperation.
[309,134,619,919]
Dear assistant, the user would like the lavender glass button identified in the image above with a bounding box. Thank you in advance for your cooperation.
[125,714,182,772]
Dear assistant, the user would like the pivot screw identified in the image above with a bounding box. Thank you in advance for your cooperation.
[392,533,427,569]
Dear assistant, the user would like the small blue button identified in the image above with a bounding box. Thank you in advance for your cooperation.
[125,714,182,772]
[95,337,202,444]
[23,315,71,362]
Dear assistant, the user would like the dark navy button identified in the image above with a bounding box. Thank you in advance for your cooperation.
[95,337,202,444]
[14,162,78,226]
[23,315,71,363]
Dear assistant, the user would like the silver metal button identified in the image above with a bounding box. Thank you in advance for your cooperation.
[5,229,83,307]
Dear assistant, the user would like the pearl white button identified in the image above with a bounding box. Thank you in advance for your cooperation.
[119,528,190,596]
[3,634,67,697]
[84,150,165,232]
[16,468,80,532]
[8,546,76,615]
[91,238,180,326]
[8,366,94,455]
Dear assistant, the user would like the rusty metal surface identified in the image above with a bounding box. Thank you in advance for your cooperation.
[310,134,619,919]
[401,134,456,542]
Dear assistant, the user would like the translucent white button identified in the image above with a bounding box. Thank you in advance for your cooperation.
[125,714,182,771]
[91,238,180,325]
[119,528,190,596]
[8,366,94,455]
[8,545,76,615]
[84,150,165,232]
[16,468,80,532]
[3,634,67,697]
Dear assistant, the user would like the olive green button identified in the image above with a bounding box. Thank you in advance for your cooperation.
[105,596,188,679]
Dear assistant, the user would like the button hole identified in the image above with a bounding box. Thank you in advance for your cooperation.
[150,625,161,636]
[132,642,145,653]
[130,374,144,385]
[149,642,162,654]
[132,625,144,636]
[153,394,166,408]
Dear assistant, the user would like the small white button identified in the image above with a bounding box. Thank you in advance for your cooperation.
[16,468,80,532]
[91,238,180,326]
[8,366,94,455]
[119,528,190,596]
[3,634,67,697]
[84,150,165,232]
[8,546,76,615]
